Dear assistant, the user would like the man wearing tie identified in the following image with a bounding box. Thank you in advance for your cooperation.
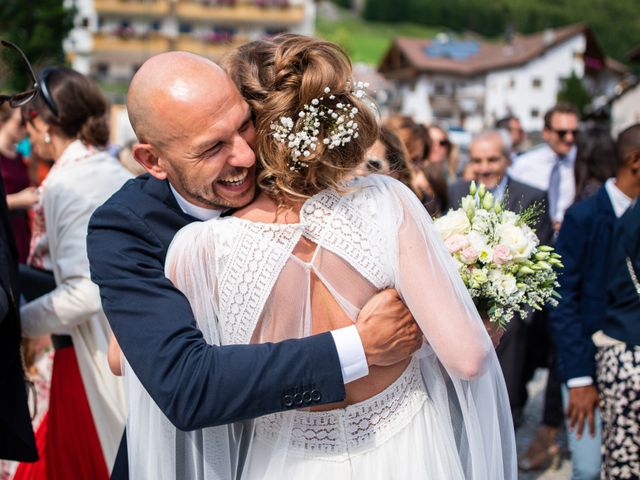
[508,102,580,470]
[510,102,579,232]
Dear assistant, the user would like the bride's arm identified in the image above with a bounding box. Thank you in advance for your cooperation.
[382,177,491,379]
[108,334,122,376]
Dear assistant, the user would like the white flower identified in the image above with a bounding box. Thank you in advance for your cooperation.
[496,223,538,261]
[435,209,470,239]
[488,270,518,295]
[471,209,493,235]
[501,211,519,225]
[467,231,493,263]
[461,195,476,218]
[470,268,489,288]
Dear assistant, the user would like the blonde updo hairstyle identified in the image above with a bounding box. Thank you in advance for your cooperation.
[224,35,379,204]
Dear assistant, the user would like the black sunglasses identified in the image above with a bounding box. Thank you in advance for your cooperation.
[551,128,579,139]
[0,39,38,108]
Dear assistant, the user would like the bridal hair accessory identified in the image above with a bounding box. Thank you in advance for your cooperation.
[270,82,369,172]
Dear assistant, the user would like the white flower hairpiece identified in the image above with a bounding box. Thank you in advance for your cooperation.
[270,82,370,171]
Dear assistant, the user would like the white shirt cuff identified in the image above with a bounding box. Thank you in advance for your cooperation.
[330,325,369,384]
[566,376,593,388]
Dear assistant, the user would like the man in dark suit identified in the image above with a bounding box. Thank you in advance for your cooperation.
[554,123,640,479]
[88,52,421,478]
[0,167,37,462]
[449,130,553,427]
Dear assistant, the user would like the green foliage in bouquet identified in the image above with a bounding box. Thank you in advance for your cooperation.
[435,181,561,329]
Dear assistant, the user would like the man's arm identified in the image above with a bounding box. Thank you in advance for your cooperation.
[550,209,595,381]
[88,202,419,430]
[549,208,599,438]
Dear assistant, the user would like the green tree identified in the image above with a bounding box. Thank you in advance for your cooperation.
[557,71,591,115]
[0,0,75,90]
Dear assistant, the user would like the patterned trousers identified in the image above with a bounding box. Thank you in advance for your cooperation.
[596,343,640,480]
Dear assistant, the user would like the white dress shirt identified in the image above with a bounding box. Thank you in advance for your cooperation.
[169,183,369,384]
[568,178,633,388]
[509,144,576,224]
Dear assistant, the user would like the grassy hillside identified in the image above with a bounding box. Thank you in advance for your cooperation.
[315,9,441,65]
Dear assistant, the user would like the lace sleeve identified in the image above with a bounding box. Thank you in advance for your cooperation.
[369,174,517,479]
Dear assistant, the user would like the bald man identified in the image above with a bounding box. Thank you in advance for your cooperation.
[87,52,420,478]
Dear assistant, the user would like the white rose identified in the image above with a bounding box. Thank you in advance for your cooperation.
[500,211,519,225]
[489,270,518,295]
[496,223,538,260]
[435,209,470,239]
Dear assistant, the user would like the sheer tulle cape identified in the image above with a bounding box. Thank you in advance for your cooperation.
[121,174,517,479]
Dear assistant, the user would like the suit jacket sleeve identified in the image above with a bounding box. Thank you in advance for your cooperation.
[87,202,346,431]
[549,208,595,381]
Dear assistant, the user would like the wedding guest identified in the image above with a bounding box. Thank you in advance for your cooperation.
[509,102,580,468]
[549,125,639,480]
[0,104,36,262]
[448,130,552,427]
[496,115,526,159]
[594,124,640,480]
[427,124,458,181]
[14,66,130,479]
[383,117,447,216]
[573,127,617,202]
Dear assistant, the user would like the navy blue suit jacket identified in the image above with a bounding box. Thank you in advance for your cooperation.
[550,186,617,382]
[87,175,345,476]
[602,200,640,346]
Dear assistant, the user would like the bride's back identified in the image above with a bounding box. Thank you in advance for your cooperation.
[232,187,412,408]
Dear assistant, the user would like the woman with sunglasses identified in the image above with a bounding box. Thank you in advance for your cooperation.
[427,124,460,182]
[14,66,130,480]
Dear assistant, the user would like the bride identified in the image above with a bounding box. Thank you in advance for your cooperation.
[122,35,516,479]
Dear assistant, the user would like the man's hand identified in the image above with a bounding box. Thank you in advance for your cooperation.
[483,320,505,348]
[566,384,600,439]
[355,289,422,367]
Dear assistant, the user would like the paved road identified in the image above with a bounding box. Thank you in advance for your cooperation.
[516,369,571,479]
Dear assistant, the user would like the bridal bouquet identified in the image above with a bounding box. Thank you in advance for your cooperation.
[434,182,561,329]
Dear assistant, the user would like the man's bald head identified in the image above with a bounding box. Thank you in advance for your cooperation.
[127,51,231,146]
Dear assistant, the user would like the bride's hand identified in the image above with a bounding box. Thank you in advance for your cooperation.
[355,289,423,367]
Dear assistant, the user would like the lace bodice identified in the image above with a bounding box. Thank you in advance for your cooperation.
[173,176,397,346]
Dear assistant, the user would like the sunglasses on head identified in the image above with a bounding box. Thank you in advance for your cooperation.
[0,40,38,108]
[550,128,579,139]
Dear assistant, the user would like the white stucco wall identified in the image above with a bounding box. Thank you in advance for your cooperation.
[611,83,640,137]
[485,34,586,131]
[400,76,433,124]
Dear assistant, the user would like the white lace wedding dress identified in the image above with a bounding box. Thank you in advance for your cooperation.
[122,174,517,479]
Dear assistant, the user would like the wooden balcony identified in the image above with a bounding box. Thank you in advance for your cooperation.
[94,0,170,17]
[175,34,249,59]
[93,33,170,54]
[175,1,305,26]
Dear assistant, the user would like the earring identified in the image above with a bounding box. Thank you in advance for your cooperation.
[44,133,51,144]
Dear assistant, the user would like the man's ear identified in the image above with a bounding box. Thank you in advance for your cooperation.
[133,143,167,180]
[630,150,640,175]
